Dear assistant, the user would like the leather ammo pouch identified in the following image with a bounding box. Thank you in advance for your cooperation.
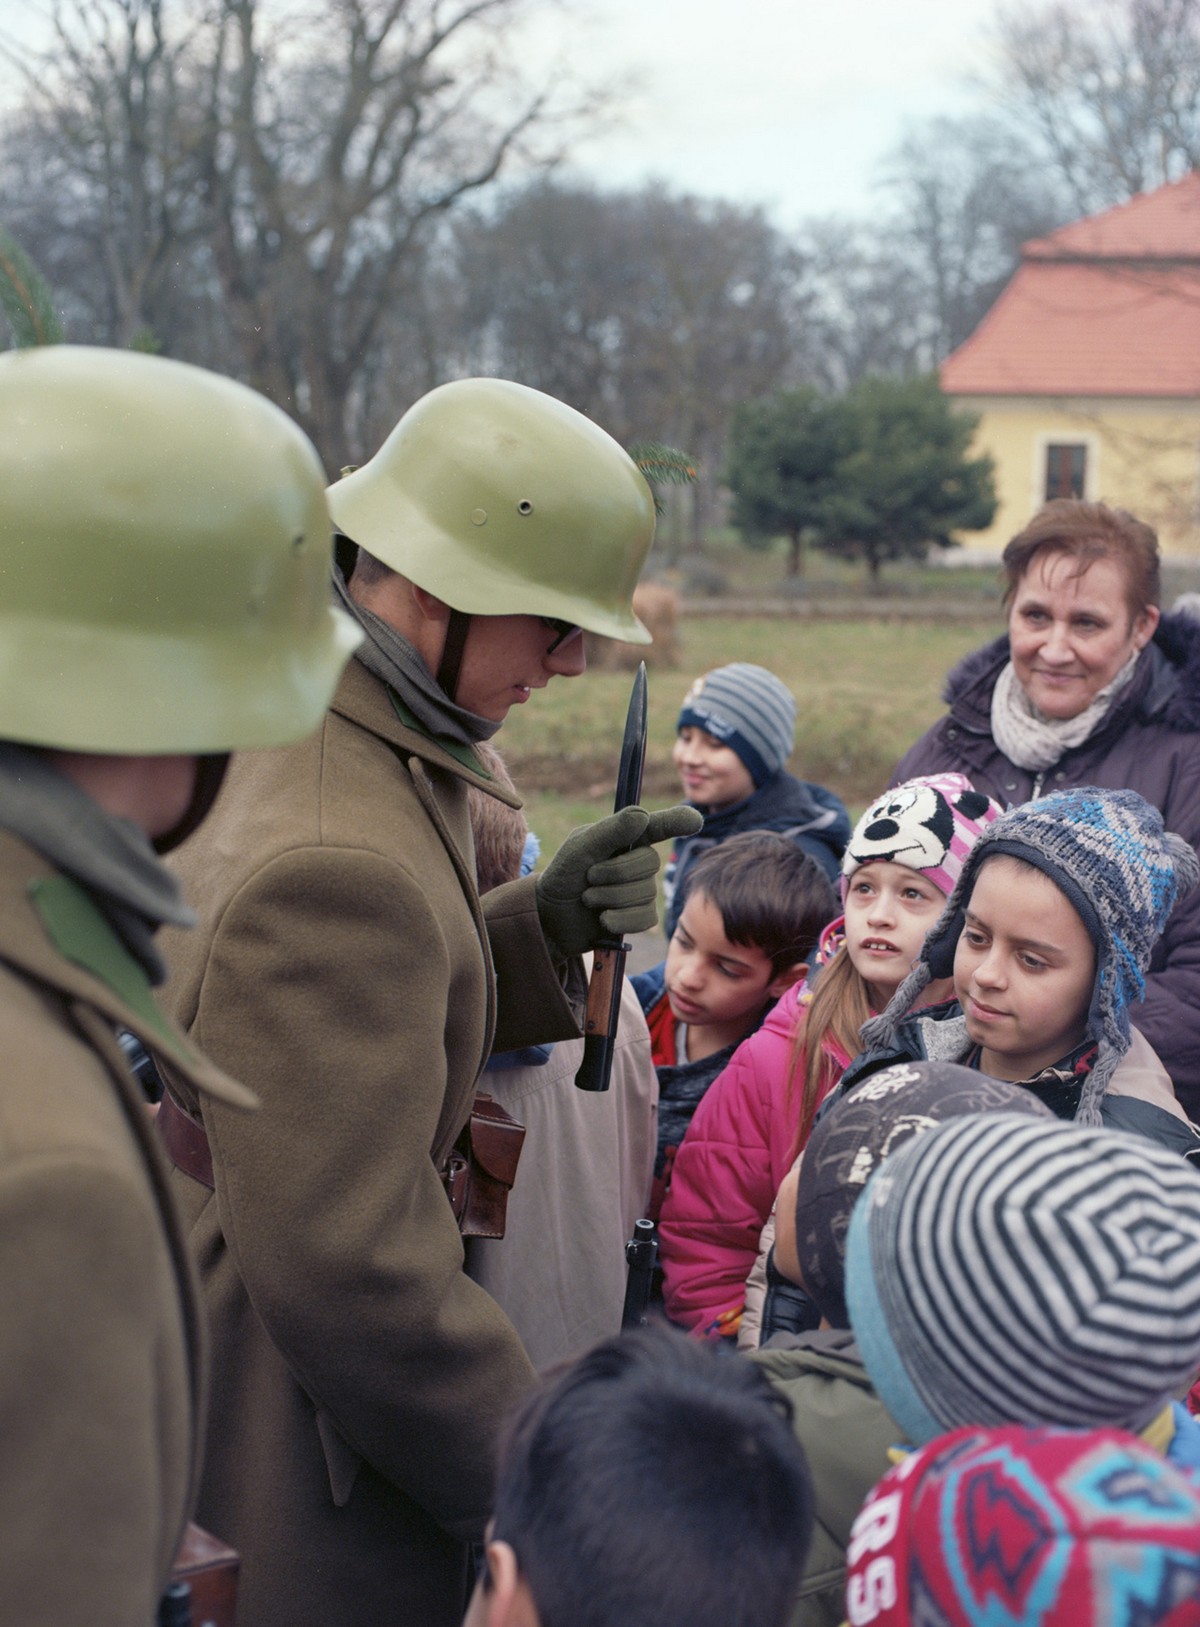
[441,1093,525,1239]
[164,1522,239,1626]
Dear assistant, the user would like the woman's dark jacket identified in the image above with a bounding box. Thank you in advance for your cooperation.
[894,611,1200,1120]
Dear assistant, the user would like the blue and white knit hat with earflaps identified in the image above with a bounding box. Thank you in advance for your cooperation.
[859,786,1200,1127]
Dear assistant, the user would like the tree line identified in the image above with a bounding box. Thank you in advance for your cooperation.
[2,0,1198,560]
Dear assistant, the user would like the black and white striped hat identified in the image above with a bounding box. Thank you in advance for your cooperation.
[845,1112,1200,1445]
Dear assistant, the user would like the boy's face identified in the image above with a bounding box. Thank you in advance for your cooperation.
[665,890,799,1048]
[673,725,755,810]
[954,856,1096,1082]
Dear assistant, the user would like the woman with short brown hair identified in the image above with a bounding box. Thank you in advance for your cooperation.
[895,497,1200,1121]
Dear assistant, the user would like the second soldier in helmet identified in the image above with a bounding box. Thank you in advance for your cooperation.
[158,378,699,1627]
[0,344,360,1624]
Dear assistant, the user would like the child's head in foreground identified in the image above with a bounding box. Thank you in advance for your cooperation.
[786,1059,1053,1329]
[845,1424,1200,1627]
[673,662,795,810]
[665,831,836,1055]
[845,1112,1200,1446]
[464,1323,814,1627]
[866,785,1199,1122]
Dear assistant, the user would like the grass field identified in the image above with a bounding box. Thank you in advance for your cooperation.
[501,612,1004,860]
[655,541,1008,602]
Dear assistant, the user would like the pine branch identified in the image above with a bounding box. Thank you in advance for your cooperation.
[0,227,64,347]
[627,441,698,516]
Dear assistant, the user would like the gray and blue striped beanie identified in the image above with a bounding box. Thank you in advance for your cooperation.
[676,663,795,787]
[861,786,1200,1126]
[846,1112,1200,1444]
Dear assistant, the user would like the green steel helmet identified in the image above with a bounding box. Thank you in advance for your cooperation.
[0,346,361,753]
[327,377,654,644]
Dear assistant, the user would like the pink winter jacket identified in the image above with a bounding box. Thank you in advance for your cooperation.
[660,928,852,1335]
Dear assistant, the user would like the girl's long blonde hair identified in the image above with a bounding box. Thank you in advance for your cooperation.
[785,939,875,1161]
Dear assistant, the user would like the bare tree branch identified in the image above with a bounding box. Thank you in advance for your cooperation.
[990,0,1200,212]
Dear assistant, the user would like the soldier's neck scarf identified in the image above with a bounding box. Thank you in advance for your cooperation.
[0,743,194,984]
[333,569,501,747]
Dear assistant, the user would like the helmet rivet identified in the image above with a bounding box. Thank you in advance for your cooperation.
[517,499,534,515]
[471,508,488,526]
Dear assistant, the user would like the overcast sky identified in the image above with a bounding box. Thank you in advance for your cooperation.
[544,0,1004,226]
[2,0,1006,229]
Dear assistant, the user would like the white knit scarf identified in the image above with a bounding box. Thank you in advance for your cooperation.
[990,653,1140,773]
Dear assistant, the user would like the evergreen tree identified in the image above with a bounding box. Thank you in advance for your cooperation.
[823,375,996,584]
[724,388,849,576]
[726,375,996,585]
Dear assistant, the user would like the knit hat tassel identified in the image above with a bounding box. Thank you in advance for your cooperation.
[858,959,935,1052]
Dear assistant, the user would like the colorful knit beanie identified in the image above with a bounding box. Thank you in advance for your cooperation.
[676,663,795,788]
[845,1425,1200,1627]
[859,785,1200,1126]
[842,774,1002,901]
[845,1112,1200,1444]
[794,1060,1053,1329]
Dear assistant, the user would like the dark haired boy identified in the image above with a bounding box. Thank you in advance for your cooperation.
[463,1324,814,1627]
[633,830,836,1215]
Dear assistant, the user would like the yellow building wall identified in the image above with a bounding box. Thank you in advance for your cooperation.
[949,395,1200,559]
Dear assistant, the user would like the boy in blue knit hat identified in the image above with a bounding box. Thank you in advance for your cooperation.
[663,662,849,937]
[838,785,1200,1159]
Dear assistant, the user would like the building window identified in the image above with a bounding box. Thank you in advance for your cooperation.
[1045,443,1087,501]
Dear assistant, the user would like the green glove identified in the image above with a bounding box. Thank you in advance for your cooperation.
[535,804,704,959]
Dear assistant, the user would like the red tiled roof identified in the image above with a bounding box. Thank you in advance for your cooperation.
[941,261,1200,395]
[1025,172,1200,259]
[941,173,1200,397]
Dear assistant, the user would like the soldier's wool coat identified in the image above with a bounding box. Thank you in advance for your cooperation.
[0,827,249,1627]
[161,657,580,1627]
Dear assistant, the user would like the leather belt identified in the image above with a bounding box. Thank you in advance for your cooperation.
[158,1090,215,1190]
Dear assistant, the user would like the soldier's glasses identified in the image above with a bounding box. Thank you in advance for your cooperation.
[540,617,582,654]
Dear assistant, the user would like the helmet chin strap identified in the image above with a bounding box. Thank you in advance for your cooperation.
[436,608,472,703]
[153,753,232,855]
